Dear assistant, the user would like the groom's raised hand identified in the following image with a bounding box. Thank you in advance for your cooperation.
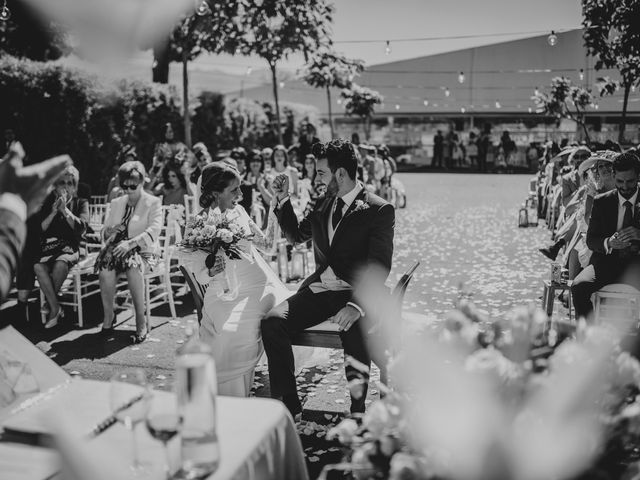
[272,174,290,202]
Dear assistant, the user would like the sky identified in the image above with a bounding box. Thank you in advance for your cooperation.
[62,0,585,91]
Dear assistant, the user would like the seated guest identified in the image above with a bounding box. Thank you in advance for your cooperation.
[34,166,89,328]
[561,146,591,208]
[242,150,272,226]
[571,152,640,318]
[0,155,72,304]
[95,161,162,343]
[192,142,212,183]
[156,163,188,206]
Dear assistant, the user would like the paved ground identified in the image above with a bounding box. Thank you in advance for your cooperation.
[1,172,561,478]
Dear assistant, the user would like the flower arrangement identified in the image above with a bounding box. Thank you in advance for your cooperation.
[323,290,640,480]
[178,210,252,262]
[350,200,370,215]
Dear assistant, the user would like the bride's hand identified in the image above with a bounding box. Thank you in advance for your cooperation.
[207,254,225,277]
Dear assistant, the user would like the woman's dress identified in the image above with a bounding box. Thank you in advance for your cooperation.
[179,205,292,397]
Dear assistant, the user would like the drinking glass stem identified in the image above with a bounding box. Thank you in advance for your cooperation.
[163,442,172,480]
[125,418,141,470]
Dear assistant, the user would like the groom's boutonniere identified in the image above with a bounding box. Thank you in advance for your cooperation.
[351,200,369,214]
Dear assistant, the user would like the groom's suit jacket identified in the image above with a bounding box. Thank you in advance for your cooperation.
[276,187,395,308]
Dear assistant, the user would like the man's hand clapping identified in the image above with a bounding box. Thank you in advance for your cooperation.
[0,154,71,216]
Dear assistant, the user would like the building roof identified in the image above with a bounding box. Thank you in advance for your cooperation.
[231,29,639,117]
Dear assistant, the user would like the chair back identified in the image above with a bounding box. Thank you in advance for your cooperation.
[391,261,420,306]
[88,204,108,233]
[90,195,107,205]
[184,195,197,220]
[180,266,206,324]
[593,283,640,330]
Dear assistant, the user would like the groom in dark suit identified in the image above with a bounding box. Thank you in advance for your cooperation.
[261,139,395,417]
[571,152,640,318]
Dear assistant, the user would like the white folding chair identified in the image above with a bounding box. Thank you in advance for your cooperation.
[90,195,107,204]
[184,195,197,221]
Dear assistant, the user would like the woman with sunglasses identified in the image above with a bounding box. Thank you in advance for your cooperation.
[34,165,89,328]
[95,161,162,343]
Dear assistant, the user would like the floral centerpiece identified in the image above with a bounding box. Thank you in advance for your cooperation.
[323,285,640,480]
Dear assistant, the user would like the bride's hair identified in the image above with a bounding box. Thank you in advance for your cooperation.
[199,161,240,208]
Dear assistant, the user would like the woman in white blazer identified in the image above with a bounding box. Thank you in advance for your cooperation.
[94,161,162,343]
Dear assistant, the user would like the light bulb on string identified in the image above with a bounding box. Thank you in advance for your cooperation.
[495,100,501,109]
[534,86,539,96]
[458,72,465,84]
[385,41,391,55]
[0,0,10,22]
[632,84,637,93]
[423,99,429,107]
[246,66,253,76]
[395,104,400,110]
[461,107,466,113]
[528,107,532,113]
[579,68,584,81]
[337,99,342,105]
[547,30,558,47]
[279,81,285,89]
[195,0,211,16]
[444,88,450,97]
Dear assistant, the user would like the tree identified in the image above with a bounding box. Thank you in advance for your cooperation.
[341,84,383,141]
[533,76,594,143]
[147,1,240,146]
[301,49,364,139]
[582,0,640,143]
[0,0,67,61]
[215,0,334,145]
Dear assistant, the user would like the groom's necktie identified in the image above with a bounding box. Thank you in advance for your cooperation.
[623,201,634,229]
[332,197,345,229]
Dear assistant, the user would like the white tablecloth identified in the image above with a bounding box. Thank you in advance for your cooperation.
[93,394,308,480]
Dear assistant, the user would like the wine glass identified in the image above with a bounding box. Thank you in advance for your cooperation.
[110,368,150,475]
[146,391,182,479]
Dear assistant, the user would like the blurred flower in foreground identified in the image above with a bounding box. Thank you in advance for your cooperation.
[320,265,640,480]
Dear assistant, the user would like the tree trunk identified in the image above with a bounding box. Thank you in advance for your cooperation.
[182,50,192,148]
[270,63,284,145]
[364,115,371,141]
[618,82,631,144]
[152,40,170,84]
[326,86,334,139]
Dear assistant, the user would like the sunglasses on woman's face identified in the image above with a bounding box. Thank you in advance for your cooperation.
[122,183,139,191]
[56,180,75,187]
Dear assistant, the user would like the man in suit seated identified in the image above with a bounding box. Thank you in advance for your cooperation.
[262,139,395,417]
[571,152,640,318]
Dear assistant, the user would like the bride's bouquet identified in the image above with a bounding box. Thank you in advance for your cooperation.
[178,210,253,261]
[177,210,253,299]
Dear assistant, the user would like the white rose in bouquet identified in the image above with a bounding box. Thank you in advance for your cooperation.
[202,224,216,237]
[217,228,233,243]
[327,418,359,444]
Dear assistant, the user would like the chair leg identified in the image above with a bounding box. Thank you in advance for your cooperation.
[39,289,46,325]
[75,271,83,328]
[144,277,151,332]
[165,272,177,320]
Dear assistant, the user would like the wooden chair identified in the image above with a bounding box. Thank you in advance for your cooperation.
[180,261,420,384]
[592,284,640,331]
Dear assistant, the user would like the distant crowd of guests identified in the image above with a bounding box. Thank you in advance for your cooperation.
[534,139,640,318]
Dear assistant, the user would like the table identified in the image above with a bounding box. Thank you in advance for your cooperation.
[2,393,309,480]
[95,395,308,480]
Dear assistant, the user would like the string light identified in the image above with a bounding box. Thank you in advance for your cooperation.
[458,71,465,84]
[579,68,584,81]
[279,81,285,88]
[385,41,391,55]
[547,30,558,47]
[423,99,429,107]
[395,104,400,110]
[528,107,532,113]
[195,0,211,16]
[632,85,637,93]
[337,99,342,105]
[461,107,466,113]
[444,88,450,97]
[246,66,253,76]
[534,87,539,96]
[495,100,501,109]
[0,0,10,21]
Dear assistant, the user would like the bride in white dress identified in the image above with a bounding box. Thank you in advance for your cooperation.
[179,162,293,396]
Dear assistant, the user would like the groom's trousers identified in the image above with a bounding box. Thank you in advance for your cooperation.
[261,288,371,416]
